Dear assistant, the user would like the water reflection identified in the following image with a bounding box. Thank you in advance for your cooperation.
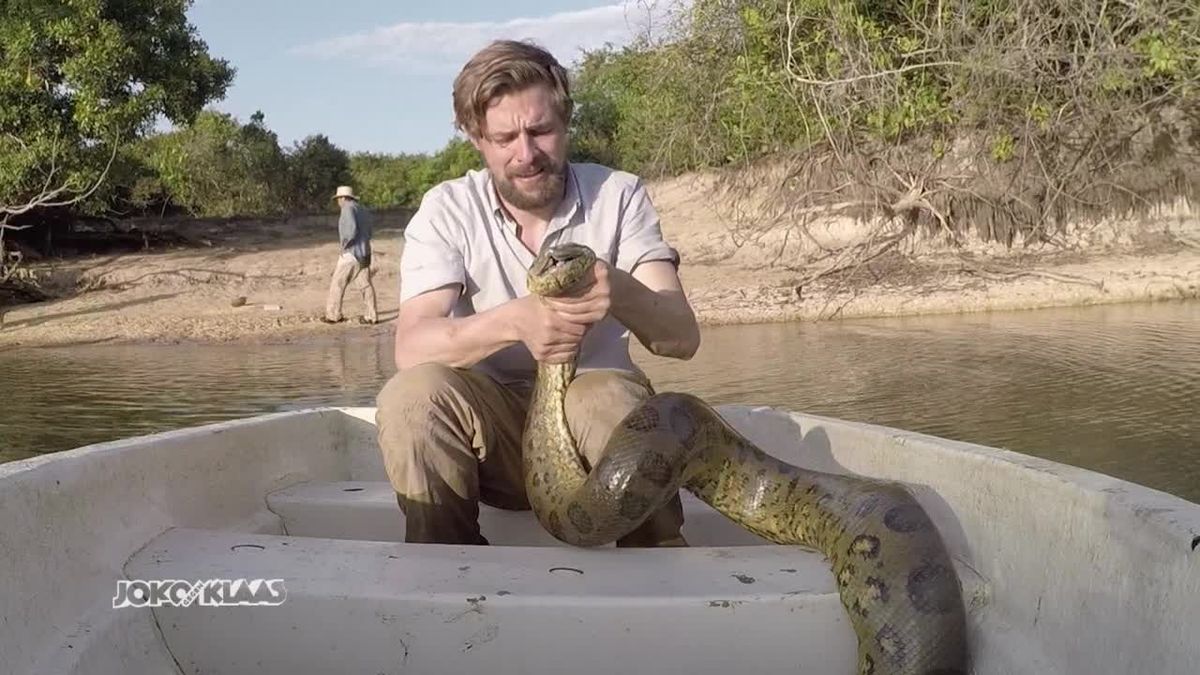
[0,334,395,463]
[640,301,1199,503]
[1,301,1196,504]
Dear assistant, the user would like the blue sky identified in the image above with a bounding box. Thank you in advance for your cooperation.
[185,1,682,156]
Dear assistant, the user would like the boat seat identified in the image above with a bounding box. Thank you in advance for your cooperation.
[123,527,981,675]
[266,480,775,547]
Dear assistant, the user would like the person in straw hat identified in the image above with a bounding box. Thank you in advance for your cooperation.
[322,185,379,324]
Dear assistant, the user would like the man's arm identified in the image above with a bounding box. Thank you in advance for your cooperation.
[612,260,700,359]
[391,190,526,369]
[393,286,591,370]
[393,286,510,370]
[608,177,699,359]
[541,173,700,360]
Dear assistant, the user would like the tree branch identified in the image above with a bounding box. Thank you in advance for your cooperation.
[1,139,120,220]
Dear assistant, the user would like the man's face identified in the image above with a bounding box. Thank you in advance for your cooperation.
[472,84,569,212]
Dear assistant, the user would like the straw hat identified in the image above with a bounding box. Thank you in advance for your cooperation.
[332,186,357,201]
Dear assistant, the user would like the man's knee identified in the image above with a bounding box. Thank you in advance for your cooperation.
[375,363,472,463]
[564,370,650,411]
[563,371,687,547]
[377,363,464,420]
[376,363,477,496]
[564,370,653,466]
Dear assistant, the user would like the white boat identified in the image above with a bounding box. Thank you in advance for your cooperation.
[1,404,1197,675]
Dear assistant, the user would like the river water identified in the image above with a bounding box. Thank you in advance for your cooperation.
[2,300,1197,503]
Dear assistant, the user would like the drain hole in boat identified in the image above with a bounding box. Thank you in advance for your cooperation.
[549,566,584,576]
[343,487,365,492]
[231,544,267,552]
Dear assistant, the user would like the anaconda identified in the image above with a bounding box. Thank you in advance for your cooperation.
[521,243,969,675]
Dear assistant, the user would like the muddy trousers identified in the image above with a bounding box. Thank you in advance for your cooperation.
[325,251,378,323]
[375,363,686,547]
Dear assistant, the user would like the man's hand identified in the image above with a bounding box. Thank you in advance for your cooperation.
[517,257,699,364]
[514,294,590,364]
[540,259,613,326]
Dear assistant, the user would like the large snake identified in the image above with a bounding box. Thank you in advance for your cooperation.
[521,243,969,675]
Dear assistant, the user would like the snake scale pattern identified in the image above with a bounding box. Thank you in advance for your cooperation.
[522,243,969,675]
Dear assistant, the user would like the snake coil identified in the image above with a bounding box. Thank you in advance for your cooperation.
[522,243,969,675]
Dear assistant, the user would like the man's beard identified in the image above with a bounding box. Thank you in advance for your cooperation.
[494,158,566,211]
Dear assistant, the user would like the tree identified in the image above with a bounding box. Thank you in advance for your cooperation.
[348,138,484,210]
[1,0,233,287]
[135,110,289,218]
[286,135,352,212]
[349,152,419,208]
[570,0,1200,250]
[408,137,483,198]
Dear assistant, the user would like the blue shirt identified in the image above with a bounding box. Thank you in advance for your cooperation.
[339,201,372,265]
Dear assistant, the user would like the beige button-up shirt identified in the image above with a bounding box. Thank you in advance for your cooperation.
[399,162,680,387]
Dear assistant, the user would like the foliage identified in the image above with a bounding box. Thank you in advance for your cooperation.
[116,119,483,217]
[348,138,483,211]
[8,0,1198,256]
[286,134,352,212]
[347,152,419,209]
[0,0,233,211]
[573,0,1200,174]
[569,0,1200,243]
[132,111,288,218]
[407,137,485,200]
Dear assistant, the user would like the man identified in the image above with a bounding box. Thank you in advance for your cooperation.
[375,39,701,547]
[323,185,379,325]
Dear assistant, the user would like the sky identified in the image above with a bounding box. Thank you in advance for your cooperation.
[185,1,683,156]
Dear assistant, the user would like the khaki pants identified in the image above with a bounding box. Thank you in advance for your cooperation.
[325,252,378,322]
[375,364,686,547]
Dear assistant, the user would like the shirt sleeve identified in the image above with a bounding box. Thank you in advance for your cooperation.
[398,192,466,303]
[614,178,681,273]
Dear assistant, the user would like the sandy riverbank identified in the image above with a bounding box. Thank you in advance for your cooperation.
[1,173,1198,349]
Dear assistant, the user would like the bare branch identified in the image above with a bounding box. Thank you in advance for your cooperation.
[959,257,1105,289]
[786,59,964,87]
[2,139,120,220]
[2,137,121,294]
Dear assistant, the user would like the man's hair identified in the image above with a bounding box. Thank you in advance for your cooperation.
[452,39,573,139]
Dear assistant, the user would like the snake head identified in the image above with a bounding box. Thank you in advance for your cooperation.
[527,243,597,297]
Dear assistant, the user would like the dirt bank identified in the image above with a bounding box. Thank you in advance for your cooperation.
[1,174,1197,349]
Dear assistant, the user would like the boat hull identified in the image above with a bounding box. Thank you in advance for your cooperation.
[1,406,1197,675]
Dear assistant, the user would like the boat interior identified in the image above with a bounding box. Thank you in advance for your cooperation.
[2,405,1197,675]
